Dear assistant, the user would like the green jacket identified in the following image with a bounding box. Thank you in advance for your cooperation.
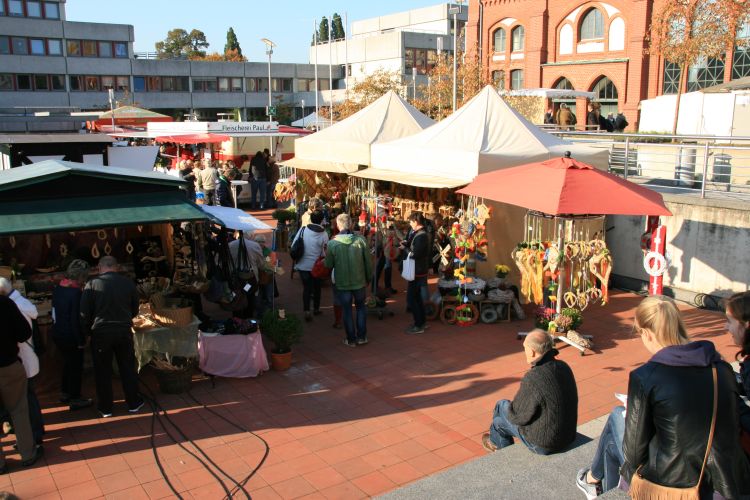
[324,233,372,291]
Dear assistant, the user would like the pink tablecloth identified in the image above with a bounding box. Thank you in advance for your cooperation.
[198,332,269,378]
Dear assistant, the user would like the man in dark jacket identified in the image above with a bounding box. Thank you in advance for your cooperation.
[402,213,431,334]
[482,329,578,454]
[0,295,43,472]
[80,256,143,418]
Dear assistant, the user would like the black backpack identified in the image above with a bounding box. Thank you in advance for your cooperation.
[290,227,306,261]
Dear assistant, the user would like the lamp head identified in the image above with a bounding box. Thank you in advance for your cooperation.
[261,38,276,54]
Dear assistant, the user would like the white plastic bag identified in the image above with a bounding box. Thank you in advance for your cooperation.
[401,252,415,281]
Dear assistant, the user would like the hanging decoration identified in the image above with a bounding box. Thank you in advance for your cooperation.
[126,241,134,255]
[91,242,100,259]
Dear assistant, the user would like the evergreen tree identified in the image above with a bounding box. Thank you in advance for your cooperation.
[332,14,345,40]
[318,17,329,43]
[224,27,242,57]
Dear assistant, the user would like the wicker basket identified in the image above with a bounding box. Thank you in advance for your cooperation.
[155,366,193,394]
[149,296,193,327]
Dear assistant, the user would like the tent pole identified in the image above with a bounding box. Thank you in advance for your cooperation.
[556,218,564,314]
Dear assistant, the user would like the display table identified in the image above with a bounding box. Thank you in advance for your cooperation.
[133,316,201,371]
[198,332,268,378]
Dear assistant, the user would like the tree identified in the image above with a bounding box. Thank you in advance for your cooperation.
[332,69,405,120]
[155,28,209,59]
[192,48,246,62]
[649,0,750,134]
[224,27,242,57]
[318,17,329,43]
[332,13,345,40]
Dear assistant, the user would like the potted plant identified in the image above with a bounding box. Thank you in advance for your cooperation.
[559,307,583,331]
[271,207,296,251]
[494,264,510,279]
[260,309,303,371]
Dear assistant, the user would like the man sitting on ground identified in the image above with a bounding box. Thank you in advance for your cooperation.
[482,329,578,454]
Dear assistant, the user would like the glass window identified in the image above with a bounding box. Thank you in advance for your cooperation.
[687,57,725,92]
[16,74,32,90]
[114,42,127,57]
[580,9,604,40]
[0,1,4,15]
[416,49,427,72]
[663,61,680,94]
[47,39,62,55]
[492,70,505,90]
[30,39,45,55]
[116,76,129,91]
[146,76,160,91]
[0,37,9,55]
[194,77,216,92]
[257,78,268,92]
[0,74,13,90]
[69,75,84,91]
[98,41,112,57]
[218,77,229,92]
[555,77,574,90]
[50,74,65,90]
[511,26,525,52]
[82,40,97,57]
[591,76,619,116]
[67,40,81,56]
[493,28,506,53]
[427,49,437,70]
[272,78,292,92]
[101,76,114,90]
[26,1,42,17]
[8,0,23,16]
[404,48,415,70]
[133,76,145,92]
[511,69,524,90]
[12,37,27,55]
[317,79,329,91]
[85,75,99,91]
[34,74,48,90]
[246,78,257,92]
[162,76,187,91]
[43,2,59,19]
[231,77,242,92]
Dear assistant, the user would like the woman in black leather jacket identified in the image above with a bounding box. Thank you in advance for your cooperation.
[725,292,750,440]
[621,295,750,499]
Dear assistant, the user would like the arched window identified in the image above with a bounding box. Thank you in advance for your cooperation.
[492,70,505,90]
[511,26,525,52]
[554,78,576,116]
[554,78,574,90]
[580,8,604,40]
[591,76,619,116]
[511,69,524,90]
[493,28,506,53]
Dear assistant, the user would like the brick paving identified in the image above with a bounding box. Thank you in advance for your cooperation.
[0,211,738,499]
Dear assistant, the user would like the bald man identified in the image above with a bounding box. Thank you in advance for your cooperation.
[482,329,578,455]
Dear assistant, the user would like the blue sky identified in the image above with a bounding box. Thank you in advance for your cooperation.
[65,1,452,63]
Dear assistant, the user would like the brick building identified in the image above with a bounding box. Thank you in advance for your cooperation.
[465,0,750,130]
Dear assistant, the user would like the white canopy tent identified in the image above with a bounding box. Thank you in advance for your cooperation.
[281,90,435,174]
[360,86,609,188]
[291,112,331,129]
[200,205,272,231]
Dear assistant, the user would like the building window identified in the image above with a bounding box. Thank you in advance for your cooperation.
[231,77,242,92]
[146,76,160,91]
[114,42,127,58]
[16,74,32,90]
[257,78,269,92]
[101,76,114,90]
[404,48,438,74]
[43,1,59,18]
[732,23,750,80]
[511,69,524,89]
[12,37,27,55]
[663,61,680,94]
[493,28,506,53]
[67,40,81,56]
[26,1,41,17]
[116,76,129,91]
[161,76,188,91]
[8,0,23,17]
[580,8,604,40]
[317,79,329,91]
[555,77,574,90]
[85,75,100,91]
[30,38,45,55]
[98,41,112,58]
[69,75,83,91]
[246,78,257,92]
[272,78,292,92]
[553,77,576,116]
[511,26,525,52]
[193,77,217,92]
[0,75,13,91]
[687,57,725,91]
[133,76,145,92]
[0,1,4,15]
[34,74,48,90]
[591,76,619,116]
[82,40,97,57]
[492,70,505,90]
[51,74,65,90]
[47,39,62,55]
[218,77,230,92]
[0,37,9,55]
[404,48,414,70]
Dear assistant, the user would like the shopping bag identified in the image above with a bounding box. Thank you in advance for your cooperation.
[311,256,331,279]
[401,252,415,281]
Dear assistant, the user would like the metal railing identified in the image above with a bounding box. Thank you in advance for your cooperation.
[550,131,750,199]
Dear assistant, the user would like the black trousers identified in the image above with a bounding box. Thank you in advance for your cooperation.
[55,338,84,399]
[91,330,141,414]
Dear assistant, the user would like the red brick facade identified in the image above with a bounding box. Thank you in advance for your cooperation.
[465,0,737,130]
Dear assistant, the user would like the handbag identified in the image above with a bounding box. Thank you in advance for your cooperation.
[18,340,39,378]
[290,227,306,262]
[629,365,718,500]
[401,252,415,281]
[311,244,331,279]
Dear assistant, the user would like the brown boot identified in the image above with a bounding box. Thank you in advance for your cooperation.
[332,305,343,329]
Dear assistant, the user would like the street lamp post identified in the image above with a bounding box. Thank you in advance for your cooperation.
[412,67,417,102]
[261,38,276,153]
[448,2,463,112]
[108,88,115,132]
[301,99,305,127]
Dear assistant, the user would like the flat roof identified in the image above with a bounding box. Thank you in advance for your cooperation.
[0,133,115,144]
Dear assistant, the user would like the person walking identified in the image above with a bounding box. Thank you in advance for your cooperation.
[325,214,372,347]
[402,213,431,334]
[293,210,329,322]
[250,151,268,210]
[196,160,219,206]
[80,256,143,418]
[51,259,93,411]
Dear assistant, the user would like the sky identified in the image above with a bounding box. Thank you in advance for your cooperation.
[64,0,455,63]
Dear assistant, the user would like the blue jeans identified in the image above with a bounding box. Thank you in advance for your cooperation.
[590,406,626,492]
[335,287,367,343]
[407,276,427,328]
[251,179,267,209]
[490,399,550,455]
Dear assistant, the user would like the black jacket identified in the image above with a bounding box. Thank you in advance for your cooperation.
[0,295,31,368]
[508,349,578,452]
[408,228,430,277]
[52,284,84,345]
[80,272,139,336]
[250,155,267,180]
[621,341,750,499]
[216,175,233,207]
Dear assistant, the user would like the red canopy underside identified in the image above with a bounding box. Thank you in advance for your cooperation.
[154,133,230,144]
[457,156,672,217]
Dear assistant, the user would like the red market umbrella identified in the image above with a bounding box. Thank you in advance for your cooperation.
[154,133,231,145]
[457,154,671,216]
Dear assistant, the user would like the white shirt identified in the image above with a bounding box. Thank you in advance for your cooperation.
[10,289,38,329]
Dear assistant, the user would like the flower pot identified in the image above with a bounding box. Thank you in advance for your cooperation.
[270,351,292,371]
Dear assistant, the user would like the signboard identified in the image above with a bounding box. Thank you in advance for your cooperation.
[208,121,279,133]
